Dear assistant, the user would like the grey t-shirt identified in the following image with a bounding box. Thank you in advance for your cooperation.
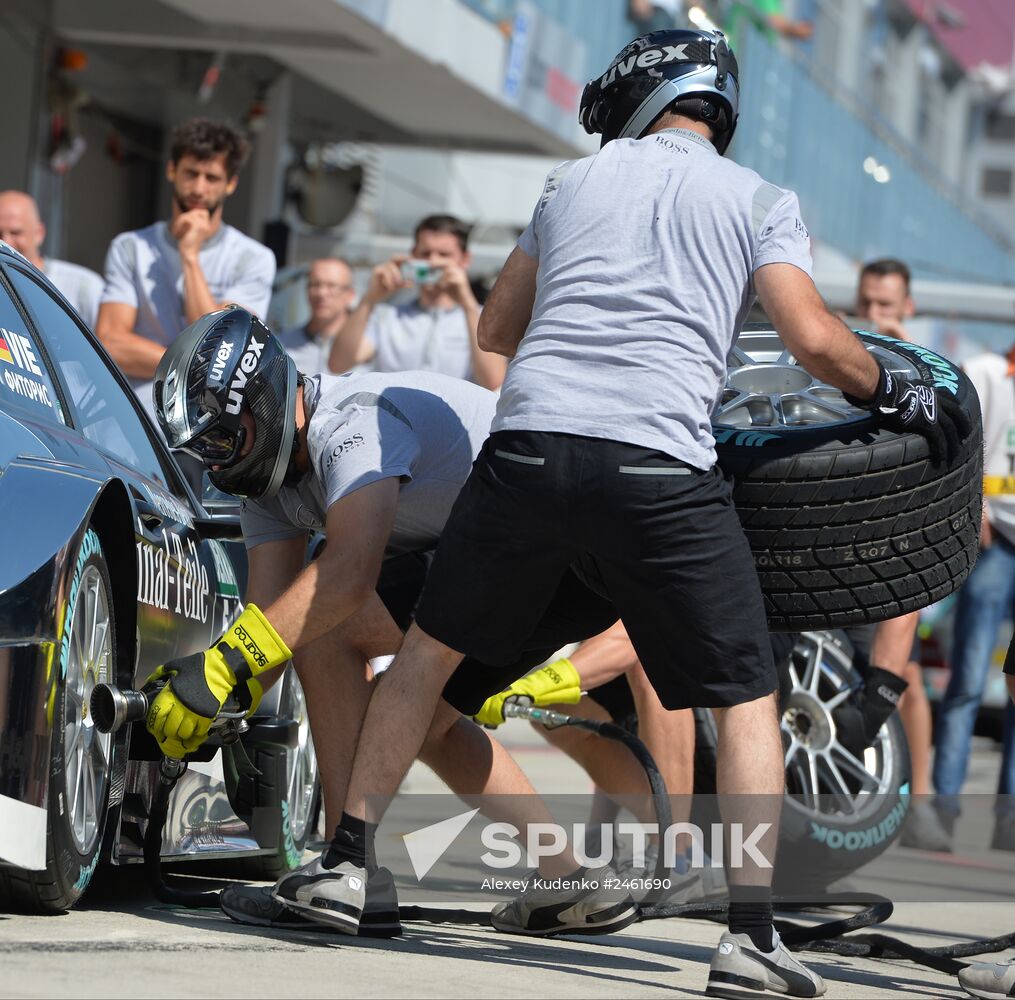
[278,323,373,378]
[494,128,813,469]
[44,258,104,329]
[101,221,276,413]
[366,300,476,383]
[240,371,497,556]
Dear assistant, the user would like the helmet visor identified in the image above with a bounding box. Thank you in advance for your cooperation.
[179,422,247,466]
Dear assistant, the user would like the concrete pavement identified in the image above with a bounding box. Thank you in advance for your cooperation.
[1,725,1013,998]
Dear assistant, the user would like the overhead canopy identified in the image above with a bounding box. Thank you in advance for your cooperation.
[52,0,590,157]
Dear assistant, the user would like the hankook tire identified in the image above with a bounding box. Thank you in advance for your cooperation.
[715,329,983,631]
[0,528,115,912]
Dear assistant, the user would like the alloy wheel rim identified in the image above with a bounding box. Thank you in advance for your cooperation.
[782,632,897,821]
[716,330,921,430]
[63,564,113,854]
[284,673,318,843]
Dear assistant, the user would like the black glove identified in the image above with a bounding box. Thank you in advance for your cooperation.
[845,362,972,466]
[835,665,908,760]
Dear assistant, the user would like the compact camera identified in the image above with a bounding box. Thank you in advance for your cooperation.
[400,259,444,286]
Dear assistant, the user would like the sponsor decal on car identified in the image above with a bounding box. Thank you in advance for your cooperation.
[135,524,211,623]
[139,482,194,528]
[208,539,239,598]
[0,327,54,408]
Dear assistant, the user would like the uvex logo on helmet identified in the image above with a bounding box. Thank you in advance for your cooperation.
[225,336,265,415]
[599,43,714,88]
[210,340,234,384]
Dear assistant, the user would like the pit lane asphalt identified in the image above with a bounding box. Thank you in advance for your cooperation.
[1,728,1012,1000]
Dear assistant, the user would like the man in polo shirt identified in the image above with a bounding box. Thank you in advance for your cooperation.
[332,214,505,390]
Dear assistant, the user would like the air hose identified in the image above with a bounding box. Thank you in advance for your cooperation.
[143,757,222,908]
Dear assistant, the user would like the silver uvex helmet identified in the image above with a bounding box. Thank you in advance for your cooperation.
[154,305,298,500]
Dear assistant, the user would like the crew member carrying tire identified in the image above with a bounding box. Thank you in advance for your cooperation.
[250,27,970,1000]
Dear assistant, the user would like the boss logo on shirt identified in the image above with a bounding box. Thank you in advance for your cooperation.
[599,43,713,88]
[225,336,264,414]
[326,433,366,468]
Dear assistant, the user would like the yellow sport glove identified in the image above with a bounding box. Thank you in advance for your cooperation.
[473,659,583,728]
[145,604,292,758]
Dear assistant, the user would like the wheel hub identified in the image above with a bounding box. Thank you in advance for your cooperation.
[784,691,832,752]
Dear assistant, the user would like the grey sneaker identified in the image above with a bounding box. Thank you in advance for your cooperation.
[900,802,953,852]
[490,865,638,937]
[221,868,401,937]
[991,818,1015,853]
[959,959,1015,999]
[271,856,368,934]
[617,843,727,905]
[706,930,826,998]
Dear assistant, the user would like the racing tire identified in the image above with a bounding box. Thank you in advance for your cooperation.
[214,669,320,880]
[0,528,116,912]
[715,330,983,631]
[690,631,911,891]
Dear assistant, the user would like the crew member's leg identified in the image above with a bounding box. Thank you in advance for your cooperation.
[584,445,823,997]
[868,613,950,849]
[290,593,402,827]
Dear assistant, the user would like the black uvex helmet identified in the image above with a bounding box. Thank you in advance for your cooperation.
[579,28,740,153]
[154,305,298,500]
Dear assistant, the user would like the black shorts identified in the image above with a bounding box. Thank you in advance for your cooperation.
[586,633,799,722]
[376,549,618,716]
[415,431,776,711]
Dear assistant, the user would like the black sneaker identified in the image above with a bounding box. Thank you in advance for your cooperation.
[220,867,401,937]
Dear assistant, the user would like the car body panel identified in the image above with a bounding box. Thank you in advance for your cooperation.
[0,242,295,876]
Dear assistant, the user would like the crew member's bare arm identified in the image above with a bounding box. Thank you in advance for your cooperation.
[261,477,402,652]
[95,302,167,379]
[477,247,538,359]
[246,535,308,693]
[755,263,880,400]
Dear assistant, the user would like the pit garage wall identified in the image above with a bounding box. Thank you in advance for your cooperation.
[0,3,48,194]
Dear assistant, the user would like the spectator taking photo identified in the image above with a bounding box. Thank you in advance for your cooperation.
[332,214,506,390]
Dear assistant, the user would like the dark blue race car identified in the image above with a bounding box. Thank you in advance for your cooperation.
[0,241,318,912]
